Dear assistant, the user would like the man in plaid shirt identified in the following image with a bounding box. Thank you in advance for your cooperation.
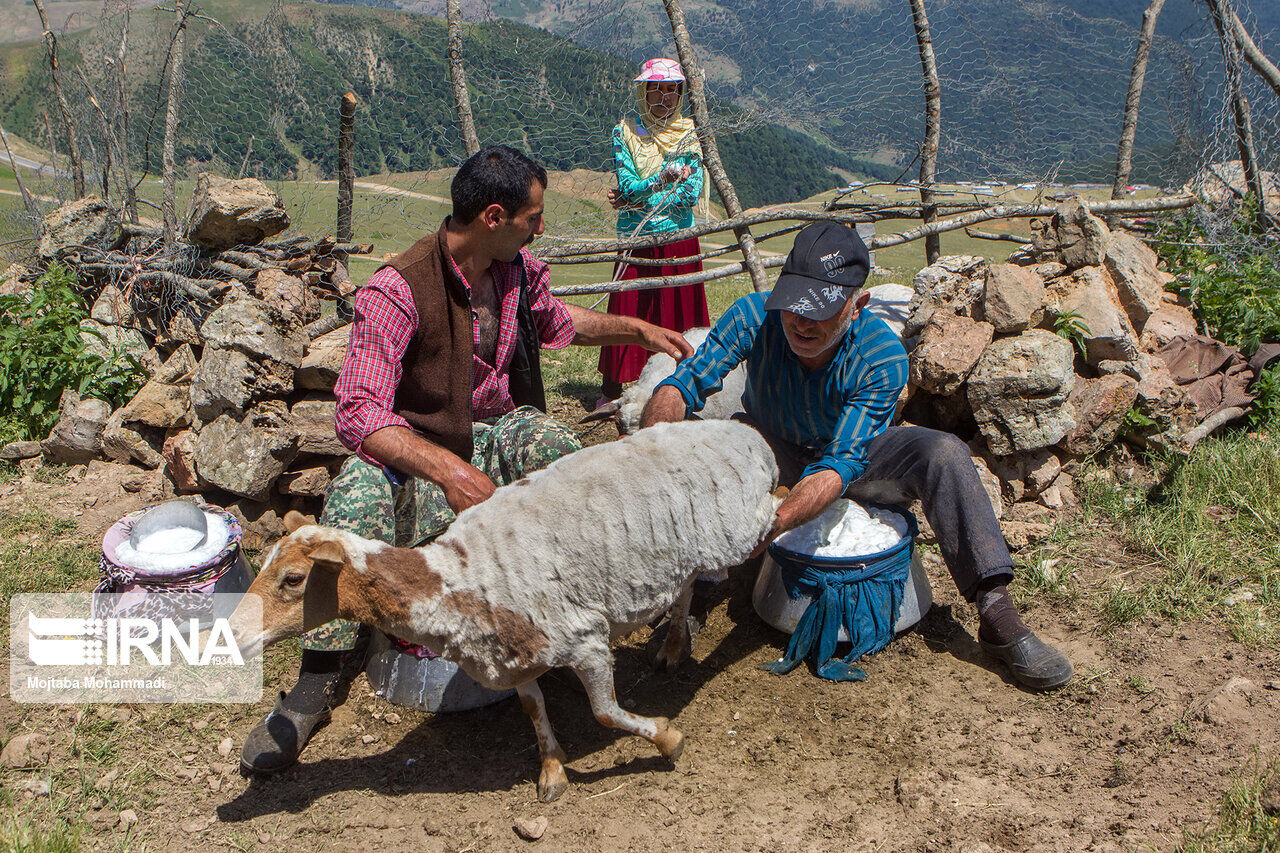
[242,146,693,775]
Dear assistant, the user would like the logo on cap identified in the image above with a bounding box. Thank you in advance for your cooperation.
[820,251,845,278]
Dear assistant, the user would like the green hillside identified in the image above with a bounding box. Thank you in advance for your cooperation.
[0,1,885,208]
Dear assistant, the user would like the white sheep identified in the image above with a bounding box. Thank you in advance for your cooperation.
[230,419,781,802]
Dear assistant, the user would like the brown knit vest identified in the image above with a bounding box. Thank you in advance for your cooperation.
[384,225,475,460]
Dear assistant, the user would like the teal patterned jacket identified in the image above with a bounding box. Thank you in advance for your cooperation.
[612,122,704,237]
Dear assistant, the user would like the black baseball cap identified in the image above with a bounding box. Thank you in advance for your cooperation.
[764,221,871,321]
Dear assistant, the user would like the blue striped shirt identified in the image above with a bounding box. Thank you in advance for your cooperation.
[657,292,908,488]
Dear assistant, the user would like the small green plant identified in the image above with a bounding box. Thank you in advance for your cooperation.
[1176,759,1280,852]
[1052,309,1092,358]
[1154,204,1280,428]
[1121,406,1158,432]
[0,264,145,445]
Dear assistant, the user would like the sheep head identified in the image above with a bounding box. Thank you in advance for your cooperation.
[228,512,356,659]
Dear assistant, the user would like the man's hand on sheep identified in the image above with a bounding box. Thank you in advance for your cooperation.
[438,459,499,513]
[639,384,688,429]
[749,469,845,559]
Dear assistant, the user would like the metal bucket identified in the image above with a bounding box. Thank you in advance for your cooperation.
[752,504,933,638]
[95,501,254,622]
[364,633,514,714]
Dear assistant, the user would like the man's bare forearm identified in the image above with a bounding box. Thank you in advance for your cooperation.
[773,469,845,537]
[565,303,649,346]
[361,425,496,513]
[360,425,466,484]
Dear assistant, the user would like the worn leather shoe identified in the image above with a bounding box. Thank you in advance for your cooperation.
[239,692,331,775]
[980,632,1073,692]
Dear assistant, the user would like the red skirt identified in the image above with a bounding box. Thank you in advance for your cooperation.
[598,236,710,385]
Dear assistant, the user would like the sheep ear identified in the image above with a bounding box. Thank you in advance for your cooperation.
[284,510,311,534]
[307,539,347,573]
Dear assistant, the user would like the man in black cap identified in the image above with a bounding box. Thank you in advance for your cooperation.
[641,221,1072,691]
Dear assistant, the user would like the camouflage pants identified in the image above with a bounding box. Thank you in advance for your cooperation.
[302,406,582,651]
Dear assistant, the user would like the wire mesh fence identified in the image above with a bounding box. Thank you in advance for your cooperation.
[0,0,1276,303]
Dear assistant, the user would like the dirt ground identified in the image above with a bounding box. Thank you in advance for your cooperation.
[2,440,1279,852]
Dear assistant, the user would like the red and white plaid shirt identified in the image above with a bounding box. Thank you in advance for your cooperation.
[334,248,575,463]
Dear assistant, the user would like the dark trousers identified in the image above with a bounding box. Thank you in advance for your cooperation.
[744,420,1014,602]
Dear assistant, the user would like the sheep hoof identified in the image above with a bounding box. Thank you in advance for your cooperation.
[537,765,569,803]
[648,617,697,671]
[652,721,684,761]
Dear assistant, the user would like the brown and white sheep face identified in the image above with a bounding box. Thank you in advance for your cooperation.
[228,524,370,659]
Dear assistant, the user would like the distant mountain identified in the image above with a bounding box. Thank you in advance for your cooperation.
[0,0,890,207]
[363,0,1280,184]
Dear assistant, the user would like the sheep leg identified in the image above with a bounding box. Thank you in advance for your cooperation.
[654,581,695,672]
[573,661,685,761]
[516,679,569,803]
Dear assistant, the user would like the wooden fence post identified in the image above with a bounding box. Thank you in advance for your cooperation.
[1205,0,1272,229]
[660,0,769,293]
[447,0,480,157]
[162,0,188,249]
[1111,0,1166,220]
[116,8,137,223]
[909,0,942,264]
[31,0,85,198]
[0,124,39,219]
[334,91,358,300]
[337,93,356,243]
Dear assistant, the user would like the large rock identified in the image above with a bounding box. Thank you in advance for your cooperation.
[277,465,332,497]
[904,255,989,337]
[1,264,34,298]
[1140,304,1198,353]
[1103,232,1166,330]
[982,264,1046,334]
[988,448,1062,505]
[42,392,112,464]
[38,196,122,260]
[1039,198,1111,269]
[908,314,993,396]
[119,380,190,430]
[1046,266,1140,366]
[161,430,200,493]
[79,320,149,365]
[190,347,295,422]
[193,402,298,501]
[297,325,350,390]
[1064,374,1139,456]
[290,396,348,456]
[1133,356,1197,434]
[1182,160,1280,212]
[184,173,290,250]
[967,330,1077,455]
[252,269,320,324]
[100,415,164,470]
[970,454,1005,520]
[226,499,297,551]
[200,297,305,368]
[0,440,42,460]
[90,284,137,327]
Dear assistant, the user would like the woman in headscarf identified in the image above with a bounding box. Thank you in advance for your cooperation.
[597,57,711,407]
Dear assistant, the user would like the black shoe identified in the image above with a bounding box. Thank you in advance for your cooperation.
[239,691,331,776]
[979,632,1074,692]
